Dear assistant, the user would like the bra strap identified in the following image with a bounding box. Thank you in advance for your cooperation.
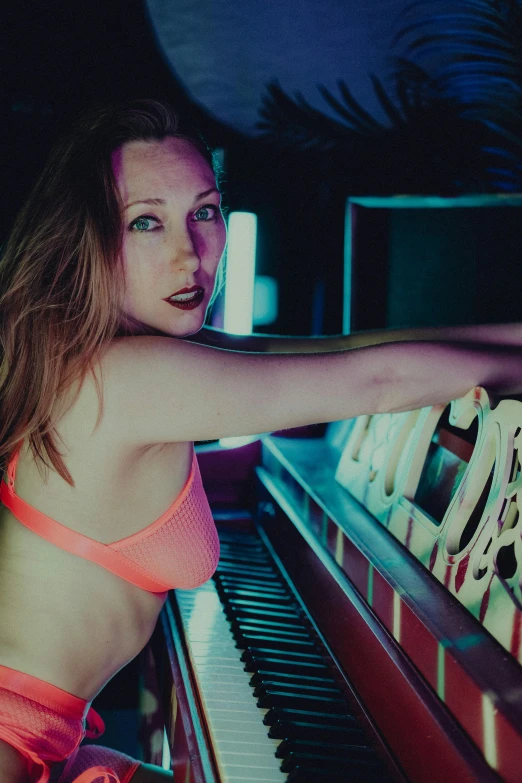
[85,706,105,739]
[0,482,172,593]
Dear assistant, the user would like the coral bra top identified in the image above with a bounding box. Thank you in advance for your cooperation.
[0,444,220,593]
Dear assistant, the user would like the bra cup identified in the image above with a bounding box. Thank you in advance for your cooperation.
[0,447,219,592]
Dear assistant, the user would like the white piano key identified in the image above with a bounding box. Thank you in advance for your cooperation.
[196,680,255,692]
[197,673,254,684]
[212,720,270,734]
[176,583,288,782]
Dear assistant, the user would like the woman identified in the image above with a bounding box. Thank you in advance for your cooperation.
[1,98,522,783]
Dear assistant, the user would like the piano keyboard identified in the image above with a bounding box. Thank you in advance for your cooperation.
[174,528,394,783]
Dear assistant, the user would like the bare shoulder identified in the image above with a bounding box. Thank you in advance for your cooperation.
[94,334,281,446]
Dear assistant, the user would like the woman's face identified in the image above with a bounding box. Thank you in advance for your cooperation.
[113,136,226,337]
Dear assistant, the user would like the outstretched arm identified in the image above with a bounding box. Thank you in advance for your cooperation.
[104,336,522,446]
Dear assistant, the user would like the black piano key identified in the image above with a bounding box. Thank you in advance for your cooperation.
[253,679,343,698]
[281,750,385,774]
[215,563,276,576]
[267,718,366,744]
[231,619,315,641]
[219,588,295,605]
[218,585,293,599]
[244,654,331,676]
[241,646,326,662]
[219,536,263,543]
[216,569,284,581]
[226,605,303,621]
[218,560,274,571]
[217,551,272,560]
[218,546,271,556]
[236,633,317,652]
[219,584,291,599]
[219,538,267,547]
[249,669,339,688]
[216,578,288,594]
[286,765,391,783]
[264,706,359,728]
[226,597,303,613]
[218,536,264,545]
[218,544,268,555]
[235,623,314,641]
[256,689,350,713]
[231,615,312,633]
[219,554,273,565]
[217,532,259,541]
[216,568,282,581]
[276,737,377,761]
[218,545,268,555]
[213,561,286,576]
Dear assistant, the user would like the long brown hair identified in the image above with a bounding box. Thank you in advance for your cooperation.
[0,98,224,487]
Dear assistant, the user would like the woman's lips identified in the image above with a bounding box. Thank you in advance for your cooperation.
[165,289,205,310]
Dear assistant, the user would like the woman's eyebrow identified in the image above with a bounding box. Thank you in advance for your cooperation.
[125,197,166,210]
[125,198,167,209]
[195,187,220,202]
[125,188,220,211]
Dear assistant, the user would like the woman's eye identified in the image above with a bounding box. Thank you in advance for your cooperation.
[193,204,218,222]
[129,216,161,232]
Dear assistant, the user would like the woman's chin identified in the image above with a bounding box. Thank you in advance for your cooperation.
[117,309,208,339]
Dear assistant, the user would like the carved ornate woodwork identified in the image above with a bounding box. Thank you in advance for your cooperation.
[335,386,522,662]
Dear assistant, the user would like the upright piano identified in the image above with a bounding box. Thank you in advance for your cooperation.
[141,372,522,782]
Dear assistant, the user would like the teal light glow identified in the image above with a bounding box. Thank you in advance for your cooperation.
[219,434,262,448]
[162,726,171,771]
[253,275,278,326]
[350,195,522,209]
[224,212,257,335]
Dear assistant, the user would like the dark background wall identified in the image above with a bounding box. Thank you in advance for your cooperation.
[145,0,406,135]
[3,1,520,335]
[0,0,415,336]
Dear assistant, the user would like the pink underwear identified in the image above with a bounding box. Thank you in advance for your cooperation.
[0,664,142,783]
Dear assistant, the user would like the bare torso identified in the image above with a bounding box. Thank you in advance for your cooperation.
[0,343,192,701]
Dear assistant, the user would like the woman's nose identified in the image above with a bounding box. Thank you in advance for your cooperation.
[175,250,200,272]
[172,230,201,272]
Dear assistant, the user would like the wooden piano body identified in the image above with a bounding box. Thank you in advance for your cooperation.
[143,384,522,782]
